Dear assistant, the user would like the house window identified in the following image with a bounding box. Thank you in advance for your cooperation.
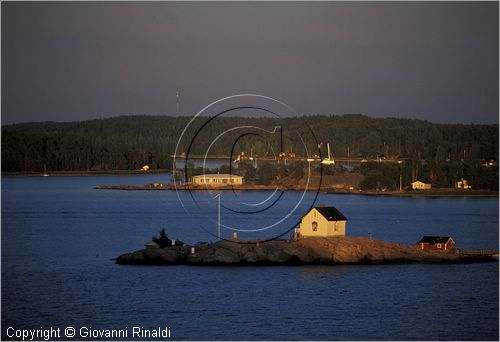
[334,222,338,231]
[313,211,316,217]
[312,221,318,231]
[437,243,442,248]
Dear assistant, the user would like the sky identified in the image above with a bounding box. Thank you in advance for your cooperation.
[1,1,498,125]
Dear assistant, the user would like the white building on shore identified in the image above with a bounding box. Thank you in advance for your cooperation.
[298,206,347,237]
[411,181,432,190]
[191,174,243,186]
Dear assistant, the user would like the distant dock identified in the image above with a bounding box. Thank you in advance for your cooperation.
[460,250,499,258]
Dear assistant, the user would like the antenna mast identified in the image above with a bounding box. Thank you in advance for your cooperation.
[176,91,180,115]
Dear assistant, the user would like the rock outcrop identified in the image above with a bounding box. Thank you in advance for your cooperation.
[116,237,497,265]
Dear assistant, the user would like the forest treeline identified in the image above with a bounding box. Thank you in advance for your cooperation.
[2,114,498,189]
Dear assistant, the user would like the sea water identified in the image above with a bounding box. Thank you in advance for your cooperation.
[2,175,498,340]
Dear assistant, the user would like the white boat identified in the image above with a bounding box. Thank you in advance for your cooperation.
[321,143,335,165]
[42,164,49,177]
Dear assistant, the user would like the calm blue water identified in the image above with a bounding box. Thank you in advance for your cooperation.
[2,175,499,340]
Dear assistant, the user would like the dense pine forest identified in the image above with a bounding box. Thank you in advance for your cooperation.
[2,114,498,190]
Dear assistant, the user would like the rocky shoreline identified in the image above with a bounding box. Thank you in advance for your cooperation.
[116,237,498,266]
[96,184,280,191]
[96,184,498,197]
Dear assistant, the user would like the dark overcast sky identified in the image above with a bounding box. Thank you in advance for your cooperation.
[1,1,498,124]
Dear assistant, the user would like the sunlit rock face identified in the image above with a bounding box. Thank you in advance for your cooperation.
[116,237,496,266]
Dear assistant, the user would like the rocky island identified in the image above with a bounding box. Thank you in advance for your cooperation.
[116,237,498,266]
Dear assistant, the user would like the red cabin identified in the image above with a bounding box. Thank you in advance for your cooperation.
[417,236,455,251]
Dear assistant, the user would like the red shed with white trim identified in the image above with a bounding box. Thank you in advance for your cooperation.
[417,236,455,251]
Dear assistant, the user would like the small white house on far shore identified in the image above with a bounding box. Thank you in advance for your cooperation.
[411,181,432,190]
[191,174,243,185]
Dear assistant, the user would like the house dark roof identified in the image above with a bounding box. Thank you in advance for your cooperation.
[417,236,452,244]
[314,207,348,221]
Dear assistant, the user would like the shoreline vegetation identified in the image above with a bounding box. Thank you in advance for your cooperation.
[116,236,499,266]
[3,170,496,197]
[2,115,498,192]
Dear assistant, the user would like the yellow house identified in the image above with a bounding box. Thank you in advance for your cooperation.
[411,181,432,190]
[191,174,243,185]
[299,206,347,237]
[456,179,471,189]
